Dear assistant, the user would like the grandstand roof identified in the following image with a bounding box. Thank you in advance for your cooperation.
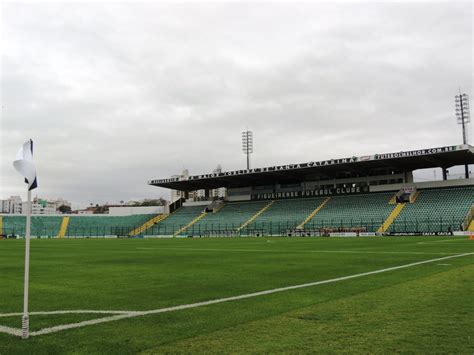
[149,144,474,191]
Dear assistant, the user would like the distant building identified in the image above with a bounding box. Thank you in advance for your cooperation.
[170,169,190,201]
[24,198,56,215]
[1,196,72,215]
[76,209,95,215]
[0,196,23,214]
[211,187,227,199]
[211,165,227,199]
[190,189,206,200]
[27,202,56,215]
[49,197,72,211]
[169,166,227,202]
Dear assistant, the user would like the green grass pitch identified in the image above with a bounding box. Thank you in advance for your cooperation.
[0,236,473,354]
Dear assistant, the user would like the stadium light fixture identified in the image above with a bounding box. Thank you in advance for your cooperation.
[242,130,253,170]
[455,92,471,178]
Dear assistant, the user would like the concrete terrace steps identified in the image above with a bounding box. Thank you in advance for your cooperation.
[129,214,169,236]
[377,203,406,233]
[237,201,275,231]
[57,217,70,238]
[469,220,474,232]
[297,197,331,229]
[174,212,208,236]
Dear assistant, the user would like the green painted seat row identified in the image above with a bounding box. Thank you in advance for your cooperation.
[185,201,269,235]
[144,206,205,235]
[144,202,270,235]
[1,215,161,237]
[1,216,63,236]
[243,193,394,234]
[66,215,153,236]
[248,197,327,235]
[307,192,395,232]
[389,186,474,233]
[168,193,396,236]
[2,186,472,237]
[1,215,154,237]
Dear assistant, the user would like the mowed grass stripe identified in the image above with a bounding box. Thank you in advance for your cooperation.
[0,237,472,353]
[143,264,474,354]
[1,252,471,338]
[136,246,459,255]
[0,239,470,315]
[0,238,472,313]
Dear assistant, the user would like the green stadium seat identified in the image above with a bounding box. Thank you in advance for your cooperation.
[2,186,471,237]
[307,193,394,232]
[2,216,63,237]
[247,198,328,235]
[389,186,474,233]
[145,206,205,235]
[188,201,269,235]
[66,215,154,237]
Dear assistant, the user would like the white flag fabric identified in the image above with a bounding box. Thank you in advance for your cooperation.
[13,139,38,191]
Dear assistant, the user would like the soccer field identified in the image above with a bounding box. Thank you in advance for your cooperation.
[0,236,473,354]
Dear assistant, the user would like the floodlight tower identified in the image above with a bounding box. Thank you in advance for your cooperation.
[242,130,253,170]
[455,92,471,178]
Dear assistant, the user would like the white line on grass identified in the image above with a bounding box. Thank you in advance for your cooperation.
[0,325,22,337]
[417,239,469,244]
[0,310,135,318]
[0,252,472,338]
[31,313,139,336]
[135,247,459,255]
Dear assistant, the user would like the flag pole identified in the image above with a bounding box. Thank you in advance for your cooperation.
[22,188,31,339]
[13,139,37,340]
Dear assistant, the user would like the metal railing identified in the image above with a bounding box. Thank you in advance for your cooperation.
[0,216,467,238]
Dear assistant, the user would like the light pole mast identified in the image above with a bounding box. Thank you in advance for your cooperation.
[242,130,253,170]
[455,92,470,178]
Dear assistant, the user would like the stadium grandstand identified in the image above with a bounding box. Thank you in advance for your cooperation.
[1,144,473,238]
[147,144,474,237]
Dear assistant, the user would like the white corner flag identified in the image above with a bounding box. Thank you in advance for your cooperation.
[13,139,38,340]
[13,139,38,191]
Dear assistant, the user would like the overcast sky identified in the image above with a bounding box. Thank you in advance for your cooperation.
[1,1,472,208]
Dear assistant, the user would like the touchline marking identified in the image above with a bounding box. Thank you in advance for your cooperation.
[135,247,457,255]
[0,252,472,338]
[417,239,468,244]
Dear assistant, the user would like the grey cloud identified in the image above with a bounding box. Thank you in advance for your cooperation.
[1,2,472,208]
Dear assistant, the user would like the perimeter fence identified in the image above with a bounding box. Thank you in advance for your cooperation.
[0,216,466,238]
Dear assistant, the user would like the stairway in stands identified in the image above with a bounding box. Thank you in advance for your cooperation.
[238,201,275,232]
[246,198,328,235]
[58,216,70,238]
[297,198,332,229]
[174,212,208,236]
[146,206,204,235]
[190,201,269,235]
[129,214,169,236]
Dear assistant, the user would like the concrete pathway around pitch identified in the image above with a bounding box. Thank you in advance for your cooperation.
[0,252,472,338]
